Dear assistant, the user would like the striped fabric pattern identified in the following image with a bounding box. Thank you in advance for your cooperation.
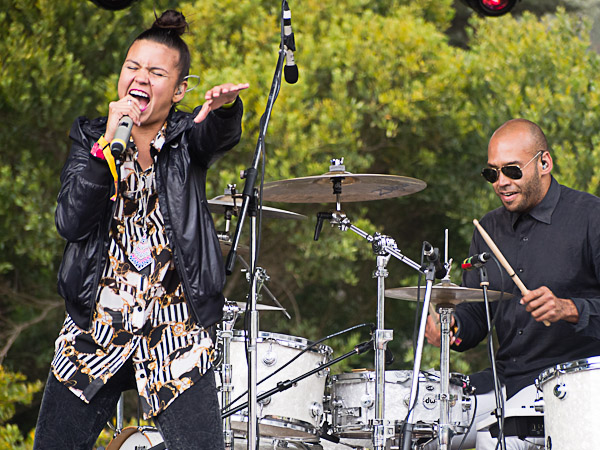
[52,125,214,418]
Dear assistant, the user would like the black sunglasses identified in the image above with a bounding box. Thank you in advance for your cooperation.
[481,151,543,183]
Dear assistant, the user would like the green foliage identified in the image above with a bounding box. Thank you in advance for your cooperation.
[0,366,40,449]
[2,0,600,443]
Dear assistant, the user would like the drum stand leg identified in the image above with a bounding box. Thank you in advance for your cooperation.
[220,303,239,449]
[437,305,456,450]
[373,253,395,450]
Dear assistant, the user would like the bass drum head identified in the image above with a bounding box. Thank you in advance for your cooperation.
[106,426,164,449]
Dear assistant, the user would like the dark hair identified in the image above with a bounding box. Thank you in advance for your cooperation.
[132,10,191,83]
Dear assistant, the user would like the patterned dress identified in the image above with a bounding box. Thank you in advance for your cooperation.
[52,124,214,418]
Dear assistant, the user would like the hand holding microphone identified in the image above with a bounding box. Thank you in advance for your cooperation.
[106,96,141,157]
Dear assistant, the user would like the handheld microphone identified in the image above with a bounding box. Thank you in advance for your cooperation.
[461,252,491,270]
[423,242,447,280]
[110,116,133,158]
[283,0,298,84]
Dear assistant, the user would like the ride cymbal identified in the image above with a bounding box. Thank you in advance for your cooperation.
[385,282,512,306]
[261,171,426,203]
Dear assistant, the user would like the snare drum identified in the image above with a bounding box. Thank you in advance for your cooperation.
[218,331,332,441]
[330,370,472,439]
[536,356,600,450]
[106,426,164,449]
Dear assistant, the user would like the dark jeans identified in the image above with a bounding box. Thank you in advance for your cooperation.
[33,362,224,450]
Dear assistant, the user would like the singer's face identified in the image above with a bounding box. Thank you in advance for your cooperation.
[118,40,182,127]
[487,126,545,214]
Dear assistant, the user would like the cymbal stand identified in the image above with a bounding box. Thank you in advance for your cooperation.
[219,301,242,449]
[316,205,428,450]
[435,302,456,450]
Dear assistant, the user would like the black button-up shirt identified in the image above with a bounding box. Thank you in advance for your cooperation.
[455,177,600,398]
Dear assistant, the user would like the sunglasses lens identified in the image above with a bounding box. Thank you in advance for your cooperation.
[481,168,498,183]
[502,165,523,180]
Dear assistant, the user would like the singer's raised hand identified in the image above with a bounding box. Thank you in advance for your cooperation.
[193,83,249,124]
[105,95,141,142]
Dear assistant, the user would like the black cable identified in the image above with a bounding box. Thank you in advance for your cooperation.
[223,322,374,412]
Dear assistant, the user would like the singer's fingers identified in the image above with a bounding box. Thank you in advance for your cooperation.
[204,83,249,101]
[105,98,141,141]
[193,101,212,124]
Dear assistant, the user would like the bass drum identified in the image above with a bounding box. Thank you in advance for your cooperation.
[536,356,600,450]
[218,331,332,441]
[106,426,164,449]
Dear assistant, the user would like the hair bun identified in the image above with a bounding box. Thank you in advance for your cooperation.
[152,10,189,36]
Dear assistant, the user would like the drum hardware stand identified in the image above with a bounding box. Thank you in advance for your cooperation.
[476,264,507,450]
[219,301,242,449]
[224,3,293,448]
[314,187,432,450]
[222,340,373,419]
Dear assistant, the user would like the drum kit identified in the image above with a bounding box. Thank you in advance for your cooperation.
[106,158,599,450]
[206,158,480,450]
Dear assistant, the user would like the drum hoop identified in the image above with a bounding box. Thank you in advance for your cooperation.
[231,330,332,355]
[106,426,159,449]
[537,356,600,385]
[229,412,318,436]
[332,370,443,384]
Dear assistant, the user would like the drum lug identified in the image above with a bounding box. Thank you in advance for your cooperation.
[310,401,324,421]
[361,394,375,409]
[262,345,277,366]
[553,382,567,400]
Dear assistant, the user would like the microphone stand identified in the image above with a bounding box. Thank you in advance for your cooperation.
[402,263,437,450]
[478,265,506,450]
[224,4,289,449]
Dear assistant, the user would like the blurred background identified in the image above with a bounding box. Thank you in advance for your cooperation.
[2,0,600,447]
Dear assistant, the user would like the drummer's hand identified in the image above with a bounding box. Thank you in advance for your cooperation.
[425,314,460,347]
[521,286,579,324]
[193,82,250,124]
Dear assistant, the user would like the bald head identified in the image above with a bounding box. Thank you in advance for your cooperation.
[490,118,548,157]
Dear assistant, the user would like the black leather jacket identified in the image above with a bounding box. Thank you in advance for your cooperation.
[56,100,243,330]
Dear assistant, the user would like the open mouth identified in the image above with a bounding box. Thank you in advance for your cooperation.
[499,191,518,201]
[129,89,150,111]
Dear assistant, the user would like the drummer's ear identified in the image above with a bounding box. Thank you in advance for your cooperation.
[540,152,552,174]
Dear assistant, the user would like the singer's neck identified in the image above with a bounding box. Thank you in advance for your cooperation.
[132,126,160,170]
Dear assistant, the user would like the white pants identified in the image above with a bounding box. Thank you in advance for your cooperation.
[423,384,544,449]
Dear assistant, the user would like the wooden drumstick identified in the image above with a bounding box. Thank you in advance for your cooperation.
[473,219,550,326]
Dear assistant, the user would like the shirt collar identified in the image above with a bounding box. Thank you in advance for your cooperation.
[510,176,560,228]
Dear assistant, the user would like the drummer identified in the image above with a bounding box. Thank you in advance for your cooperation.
[425,118,600,450]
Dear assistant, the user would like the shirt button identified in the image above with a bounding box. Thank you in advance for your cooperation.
[512,357,517,362]
[518,268,524,273]
[518,330,523,335]
[522,236,529,242]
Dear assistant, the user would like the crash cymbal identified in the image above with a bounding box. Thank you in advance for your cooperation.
[208,195,306,220]
[231,301,285,312]
[261,171,427,203]
[385,282,512,305]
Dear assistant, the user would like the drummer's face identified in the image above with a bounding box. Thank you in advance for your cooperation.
[486,129,545,213]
